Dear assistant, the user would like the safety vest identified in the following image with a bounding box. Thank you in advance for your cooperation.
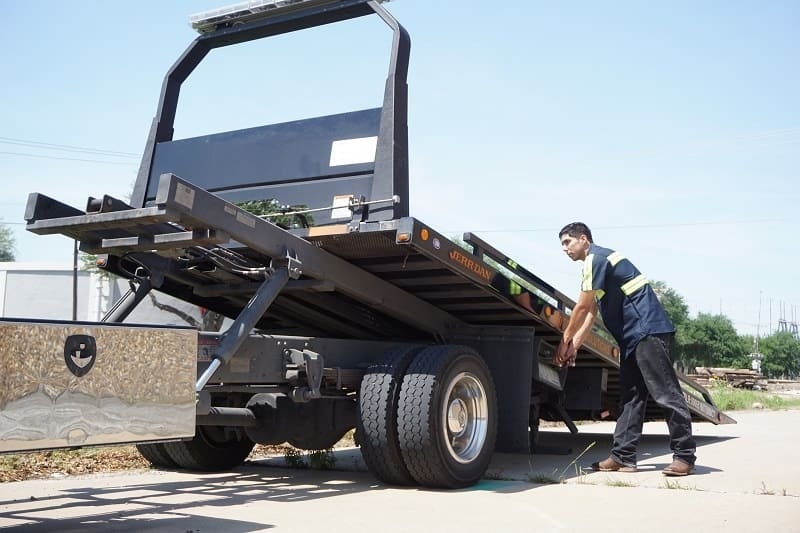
[582,244,674,358]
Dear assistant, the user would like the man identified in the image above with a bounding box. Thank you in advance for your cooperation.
[556,222,696,476]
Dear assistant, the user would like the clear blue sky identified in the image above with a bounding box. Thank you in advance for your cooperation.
[1,0,798,337]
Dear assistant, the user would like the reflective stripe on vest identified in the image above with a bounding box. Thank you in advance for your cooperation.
[620,274,648,296]
[607,251,625,266]
[581,254,594,292]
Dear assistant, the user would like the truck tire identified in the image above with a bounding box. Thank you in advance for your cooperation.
[397,345,497,489]
[163,426,254,471]
[357,346,424,486]
[136,442,178,468]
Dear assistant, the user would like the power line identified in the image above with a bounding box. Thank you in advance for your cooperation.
[0,136,139,158]
[444,219,786,234]
[0,151,137,166]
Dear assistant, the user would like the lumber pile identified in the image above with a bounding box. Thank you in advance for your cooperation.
[690,367,767,389]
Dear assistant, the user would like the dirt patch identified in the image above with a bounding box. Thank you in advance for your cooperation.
[0,447,150,483]
[1,438,354,483]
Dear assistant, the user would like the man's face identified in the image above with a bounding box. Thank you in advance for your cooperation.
[560,233,590,262]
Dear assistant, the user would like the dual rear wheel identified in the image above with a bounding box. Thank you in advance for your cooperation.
[358,345,497,489]
[137,344,498,489]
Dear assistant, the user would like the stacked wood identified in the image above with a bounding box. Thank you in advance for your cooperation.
[689,367,767,389]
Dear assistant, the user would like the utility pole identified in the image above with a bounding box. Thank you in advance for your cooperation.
[751,291,763,374]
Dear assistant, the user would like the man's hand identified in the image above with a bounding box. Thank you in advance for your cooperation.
[554,339,577,367]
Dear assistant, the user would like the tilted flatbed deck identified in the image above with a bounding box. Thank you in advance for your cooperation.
[26,172,734,428]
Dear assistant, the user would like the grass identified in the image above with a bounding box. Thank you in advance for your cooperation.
[661,478,699,491]
[528,473,560,485]
[527,441,596,485]
[282,448,337,470]
[606,478,637,488]
[707,384,800,411]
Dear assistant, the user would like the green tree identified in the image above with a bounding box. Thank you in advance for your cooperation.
[0,224,15,261]
[237,199,313,228]
[759,331,800,379]
[738,333,758,365]
[651,280,690,327]
[678,313,749,371]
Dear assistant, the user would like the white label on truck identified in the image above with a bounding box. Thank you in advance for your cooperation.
[331,194,353,220]
[329,136,378,167]
[236,211,256,228]
[174,183,196,209]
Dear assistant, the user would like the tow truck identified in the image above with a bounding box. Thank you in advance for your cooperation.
[0,0,734,489]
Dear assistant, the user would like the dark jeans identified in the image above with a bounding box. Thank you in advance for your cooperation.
[611,333,696,467]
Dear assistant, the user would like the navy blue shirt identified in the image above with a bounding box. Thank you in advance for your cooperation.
[581,244,674,358]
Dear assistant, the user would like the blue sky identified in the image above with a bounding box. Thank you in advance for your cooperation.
[1,0,798,337]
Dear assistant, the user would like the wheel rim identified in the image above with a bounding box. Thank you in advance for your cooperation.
[441,371,488,464]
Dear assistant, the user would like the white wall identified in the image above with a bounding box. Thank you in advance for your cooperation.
[0,262,206,327]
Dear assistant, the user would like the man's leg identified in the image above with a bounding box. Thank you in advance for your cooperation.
[610,354,649,467]
[635,334,696,466]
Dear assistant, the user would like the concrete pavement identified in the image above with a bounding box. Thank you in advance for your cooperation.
[1,409,798,532]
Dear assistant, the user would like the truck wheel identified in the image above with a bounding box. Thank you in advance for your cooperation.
[357,346,424,486]
[398,345,497,489]
[163,426,254,471]
[136,442,178,468]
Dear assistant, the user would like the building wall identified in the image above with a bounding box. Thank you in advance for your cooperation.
[0,263,207,327]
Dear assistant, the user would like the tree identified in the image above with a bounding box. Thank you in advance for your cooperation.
[759,331,800,379]
[738,333,758,369]
[651,280,690,327]
[0,224,15,261]
[236,199,313,228]
[677,313,749,371]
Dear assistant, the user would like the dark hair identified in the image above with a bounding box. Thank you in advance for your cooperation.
[559,222,593,243]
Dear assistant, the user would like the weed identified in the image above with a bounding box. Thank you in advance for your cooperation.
[283,448,307,469]
[556,440,596,482]
[308,449,336,470]
[528,472,560,485]
[526,441,597,485]
[661,478,698,491]
[756,481,775,495]
[605,478,637,488]
[283,448,336,470]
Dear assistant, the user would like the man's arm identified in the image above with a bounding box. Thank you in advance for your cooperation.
[555,290,597,366]
[564,290,598,348]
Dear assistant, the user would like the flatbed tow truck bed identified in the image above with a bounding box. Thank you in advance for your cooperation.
[1,0,732,489]
[24,173,734,430]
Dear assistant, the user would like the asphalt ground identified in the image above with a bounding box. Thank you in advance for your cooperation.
[1,409,798,532]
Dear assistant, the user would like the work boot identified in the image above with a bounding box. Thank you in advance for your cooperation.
[662,459,695,476]
[591,456,637,472]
